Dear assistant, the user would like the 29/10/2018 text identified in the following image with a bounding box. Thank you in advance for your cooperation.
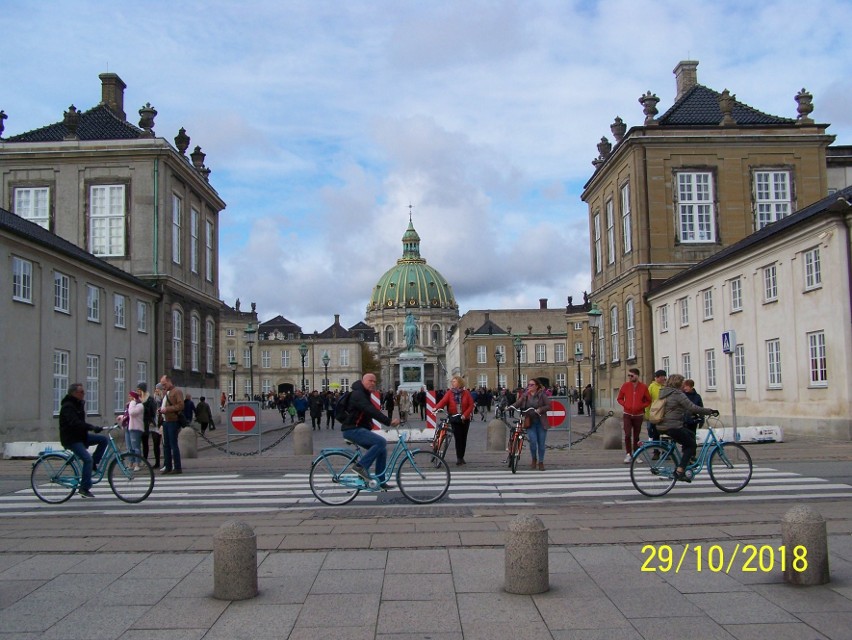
[640,543,808,574]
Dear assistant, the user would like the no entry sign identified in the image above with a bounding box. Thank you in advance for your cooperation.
[546,399,567,428]
[230,404,258,432]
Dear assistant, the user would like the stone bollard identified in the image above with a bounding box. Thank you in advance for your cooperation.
[214,521,258,600]
[487,418,507,451]
[602,414,622,449]
[178,426,197,458]
[782,505,830,585]
[292,422,313,456]
[504,514,549,594]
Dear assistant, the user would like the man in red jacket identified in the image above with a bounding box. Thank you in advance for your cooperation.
[617,368,652,463]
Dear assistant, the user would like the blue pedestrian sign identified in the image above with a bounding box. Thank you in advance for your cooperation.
[722,330,736,354]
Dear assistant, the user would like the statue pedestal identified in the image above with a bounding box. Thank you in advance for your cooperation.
[397,350,426,395]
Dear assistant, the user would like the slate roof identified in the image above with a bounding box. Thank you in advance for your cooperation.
[657,85,794,127]
[259,315,303,336]
[0,206,156,291]
[473,318,508,335]
[316,319,352,339]
[649,185,852,295]
[5,104,143,142]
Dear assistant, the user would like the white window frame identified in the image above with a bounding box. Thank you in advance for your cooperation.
[340,377,351,393]
[114,294,126,329]
[172,309,183,369]
[478,374,488,389]
[14,186,50,229]
[261,349,271,368]
[766,338,782,389]
[477,345,487,364]
[206,319,215,374]
[86,354,100,415]
[661,356,670,375]
[190,207,200,274]
[89,185,125,257]
[659,304,669,333]
[676,171,716,243]
[679,297,689,327]
[807,331,827,386]
[605,199,615,264]
[262,379,272,395]
[243,348,251,369]
[190,315,200,372]
[554,343,565,363]
[339,348,350,367]
[682,353,692,380]
[519,344,528,364]
[705,349,717,390]
[702,289,713,320]
[609,306,619,363]
[734,344,746,390]
[593,213,602,273]
[137,301,148,333]
[226,328,236,337]
[804,247,821,290]
[621,183,632,254]
[86,285,100,322]
[555,372,566,389]
[53,350,69,414]
[763,264,778,303]
[12,257,33,303]
[754,170,791,229]
[137,361,148,387]
[535,344,546,363]
[114,358,126,413]
[172,194,182,265]
[205,219,215,282]
[730,277,743,313]
[281,350,290,367]
[53,272,70,313]
[625,299,635,359]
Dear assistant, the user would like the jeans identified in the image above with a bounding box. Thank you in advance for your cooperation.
[162,421,182,471]
[344,427,388,479]
[646,420,659,441]
[68,433,109,492]
[526,421,547,462]
[124,429,142,456]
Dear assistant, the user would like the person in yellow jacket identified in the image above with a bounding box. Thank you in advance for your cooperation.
[644,369,667,443]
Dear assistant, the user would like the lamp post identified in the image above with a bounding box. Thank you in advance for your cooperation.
[228,356,237,402]
[587,303,602,419]
[513,335,523,390]
[298,342,309,392]
[574,345,584,415]
[494,350,503,390]
[244,323,256,400]
[321,352,330,392]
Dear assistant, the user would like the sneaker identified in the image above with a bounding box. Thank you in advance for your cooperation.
[172,469,182,475]
[351,464,371,483]
[161,469,172,475]
[159,466,167,472]
[379,481,394,491]
[78,489,95,499]
[623,454,632,464]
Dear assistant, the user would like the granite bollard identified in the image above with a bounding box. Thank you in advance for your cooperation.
[292,421,313,456]
[487,418,507,451]
[213,521,258,600]
[505,514,549,594]
[782,504,830,585]
[178,425,197,458]
[602,414,622,450]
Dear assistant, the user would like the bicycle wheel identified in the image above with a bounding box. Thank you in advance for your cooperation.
[397,451,450,504]
[510,433,524,474]
[630,444,677,497]
[309,452,361,506]
[708,442,753,492]
[108,453,155,503]
[31,454,79,504]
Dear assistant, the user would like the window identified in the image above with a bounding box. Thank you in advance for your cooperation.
[598,324,606,365]
[114,294,126,328]
[679,297,689,327]
[137,361,148,387]
[574,322,583,331]
[172,195,182,265]
[190,315,200,371]
[114,358,126,413]
[262,379,272,395]
[593,213,602,273]
[12,257,32,303]
[206,319,214,374]
[621,183,632,254]
[676,171,715,243]
[281,350,290,367]
[754,170,791,229]
[705,349,717,390]
[555,372,566,388]
[807,331,827,386]
[385,326,394,346]
[625,299,635,359]
[86,355,100,415]
[661,356,670,374]
[89,185,125,256]
[659,305,669,332]
[605,199,615,264]
[609,306,619,362]
[137,301,148,333]
[766,339,782,388]
[730,277,743,312]
[86,285,100,322]
[243,348,251,368]
[734,344,746,390]
[14,186,50,228]
[702,289,713,320]
[339,348,350,366]
[477,345,487,364]
[261,350,271,368]
[52,272,70,313]
[519,345,527,364]
[478,374,488,389]
[172,309,183,369]
[431,324,442,345]
[535,344,546,363]
[243,379,251,398]
[340,377,351,393]
[190,207,199,273]
[682,353,692,380]
[763,264,778,302]
[495,345,506,362]
[53,350,69,414]
[205,219,215,282]
[804,247,821,290]
[555,343,565,363]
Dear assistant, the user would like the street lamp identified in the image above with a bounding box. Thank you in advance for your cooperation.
[321,351,330,392]
[244,323,256,400]
[494,350,503,390]
[228,356,237,401]
[298,342,309,392]
[574,345,584,415]
[513,335,523,390]
[587,303,602,419]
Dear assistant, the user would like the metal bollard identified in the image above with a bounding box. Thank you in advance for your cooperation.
[292,422,314,456]
[487,418,507,451]
[213,521,258,600]
[504,514,549,594]
[782,505,830,585]
[178,426,197,458]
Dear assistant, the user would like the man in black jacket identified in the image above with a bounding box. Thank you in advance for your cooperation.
[59,383,108,498]
[342,374,399,488]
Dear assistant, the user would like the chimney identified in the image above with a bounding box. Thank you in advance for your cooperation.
[673,60,699,101]
[539,298,548,310]
[334,314,340,325]
[99,72,127,120]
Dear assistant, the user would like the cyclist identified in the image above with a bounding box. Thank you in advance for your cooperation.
[656,374,718,480]
[343,373,399,488]
[59,383,108,499]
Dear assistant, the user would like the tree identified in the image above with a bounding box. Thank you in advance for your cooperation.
[360,343,381,383]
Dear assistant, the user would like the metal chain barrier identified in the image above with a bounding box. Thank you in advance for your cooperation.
[190,423,297,456]
[546,411,615,450]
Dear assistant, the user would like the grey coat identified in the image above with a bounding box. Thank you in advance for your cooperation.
[656,387,714,432]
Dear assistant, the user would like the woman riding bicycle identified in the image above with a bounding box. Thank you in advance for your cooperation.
[433,375,474,466]
[656,374,718,480]
[510,377,552,471]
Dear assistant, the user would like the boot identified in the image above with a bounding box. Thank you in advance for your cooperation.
[530,458,537,469]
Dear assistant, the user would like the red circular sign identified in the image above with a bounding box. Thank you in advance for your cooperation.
[231,405,257,432]
[547,400,567,428]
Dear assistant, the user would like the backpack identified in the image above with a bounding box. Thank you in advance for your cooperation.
[648,397,667,424]
[335,391,353,424]
[143,395,158,427]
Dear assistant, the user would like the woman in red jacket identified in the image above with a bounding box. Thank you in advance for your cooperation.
[434,375,475,466]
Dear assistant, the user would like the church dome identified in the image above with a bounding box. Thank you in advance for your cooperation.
[368,220,458,312]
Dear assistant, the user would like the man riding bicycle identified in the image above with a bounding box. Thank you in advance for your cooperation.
[341,373,399,488]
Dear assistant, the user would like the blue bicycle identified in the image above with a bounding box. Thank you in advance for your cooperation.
[309,430,450,505]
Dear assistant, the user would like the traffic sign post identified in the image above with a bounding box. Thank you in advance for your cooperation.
[226,401,263,453]
[544,397,572,448]
[722,331,739,442]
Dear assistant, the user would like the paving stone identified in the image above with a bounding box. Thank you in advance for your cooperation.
[322,549,387,570]
[377,599,461,634]
[531,594,631,630]
[0,579,43,608]
[202,602,301,639]
[382,572,455,600]
[310,568,384,594]
[449,548,503,592]
[128,596,229,629]
[386,548,450,573]
[0,554,86,580]
[630,615,737,640]
[457,592,545,624]
[551,629,644,640]
[752,582,852,613]
[294,593,380,628]
[258,551,325,576]
[685,591,799,624]
[459,619,553,640]
[123,553,207,579]
[721,622,830,640]
[40,604,150,640]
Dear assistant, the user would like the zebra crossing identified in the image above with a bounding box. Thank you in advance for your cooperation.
[2,466,850,516]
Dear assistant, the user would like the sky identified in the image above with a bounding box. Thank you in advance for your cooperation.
[3,0,851,333]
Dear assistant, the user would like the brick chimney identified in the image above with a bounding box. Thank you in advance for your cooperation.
[673,60,699,102]
[99,72,127,120]
[539,298,548,309]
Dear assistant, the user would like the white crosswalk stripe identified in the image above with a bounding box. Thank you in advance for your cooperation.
[2,466,850,516]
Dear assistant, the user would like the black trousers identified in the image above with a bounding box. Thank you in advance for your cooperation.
[142,429,162,465]
[665,427,696,468]
[453,420,471,461]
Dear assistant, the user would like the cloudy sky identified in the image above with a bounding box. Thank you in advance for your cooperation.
[3,0,850,332]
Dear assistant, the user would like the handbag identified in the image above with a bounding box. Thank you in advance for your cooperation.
[177,412,189,428]
[522,413,533,429]
[449,414,465,428]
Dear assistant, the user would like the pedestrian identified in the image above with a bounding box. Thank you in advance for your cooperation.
[325,391,337,429]
[656,374,718,480]
[418,387,427,419]
[118,390,145,467]
[183,393,196,426]
[384,390,395,420]
[293,390,308,423]
[309,390,323,430]
[195,396,213,434]
[58,383,108,498]
[582,384,593,416]
[138,383,161,468]
[434,375,475,465]
[220,391,227,412]
[157,375,184,475]
[397,389,411,424]
[511,377,552,471]
[617,368,652,463]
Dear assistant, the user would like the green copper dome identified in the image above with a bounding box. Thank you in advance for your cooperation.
[368,220,458,311]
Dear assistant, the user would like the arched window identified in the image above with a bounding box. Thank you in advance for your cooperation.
[385,326,395,346]
[431,324,442,345]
